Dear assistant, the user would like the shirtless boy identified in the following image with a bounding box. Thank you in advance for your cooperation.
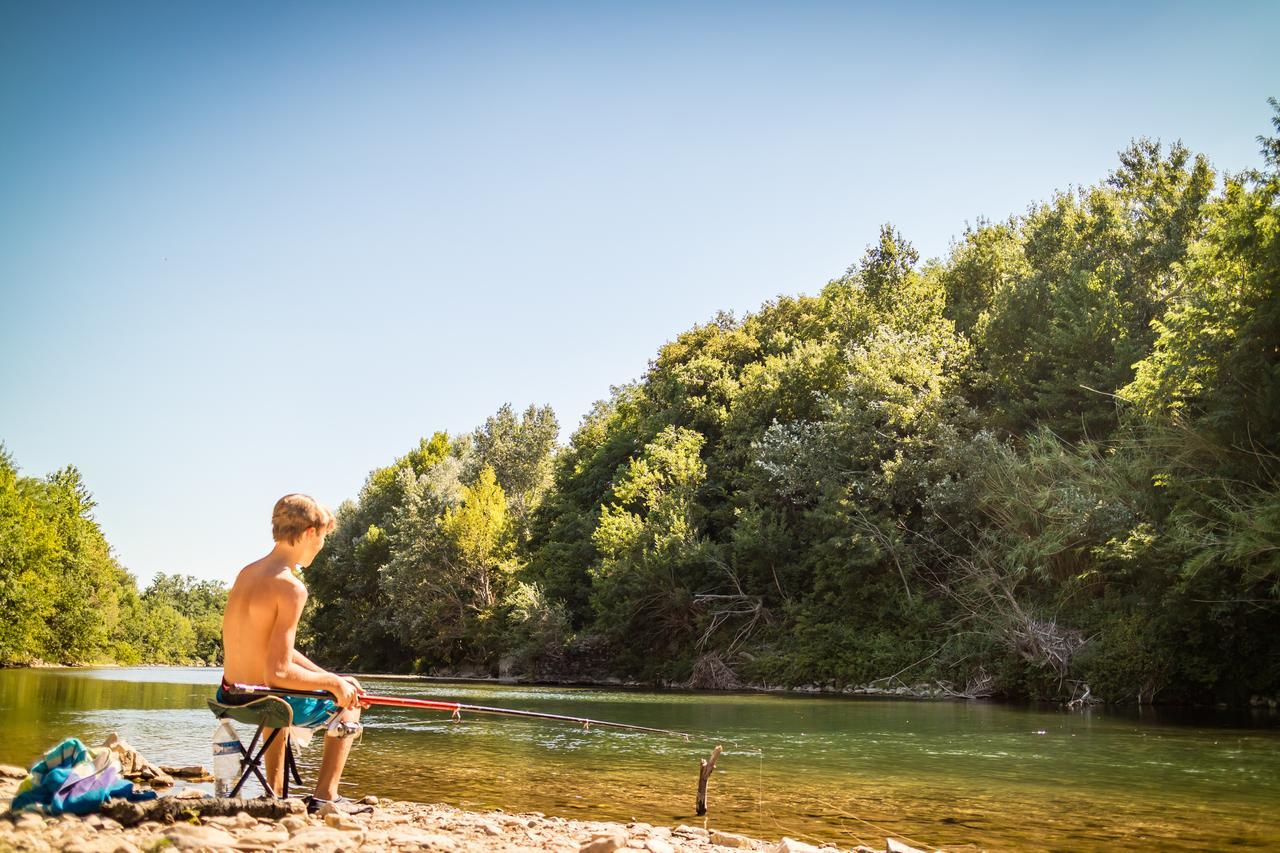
[219,493,363,809]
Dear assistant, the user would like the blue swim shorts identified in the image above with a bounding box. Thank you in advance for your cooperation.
[283,694,340,728]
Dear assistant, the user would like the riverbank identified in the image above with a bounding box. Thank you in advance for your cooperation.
[10,663,1278,710]
[0,662,970,703]
[0,774,894,853]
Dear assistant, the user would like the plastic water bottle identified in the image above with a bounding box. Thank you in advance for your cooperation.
[211,720,240,797]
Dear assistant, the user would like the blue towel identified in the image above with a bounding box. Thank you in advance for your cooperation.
[11,737,158,815]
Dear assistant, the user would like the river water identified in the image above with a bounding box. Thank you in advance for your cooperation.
[0,667,1275,850]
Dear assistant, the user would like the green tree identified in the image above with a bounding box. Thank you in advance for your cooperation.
[590,426,716,676]
[468,403,559,539]
[142,574,228,664]
[303,432,454,669]
[383,465,517,667]
[0,446,61,663]
[0,446,145,666]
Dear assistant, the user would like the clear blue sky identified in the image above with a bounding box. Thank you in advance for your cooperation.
[1,1,1276,586]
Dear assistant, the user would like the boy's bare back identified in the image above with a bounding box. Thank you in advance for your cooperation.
[222,559,304,686]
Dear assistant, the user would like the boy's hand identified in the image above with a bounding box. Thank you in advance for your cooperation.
[342,676,372,709]
[330,675,360,709]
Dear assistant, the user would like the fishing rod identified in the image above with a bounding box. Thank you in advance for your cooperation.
[227,682,694,741]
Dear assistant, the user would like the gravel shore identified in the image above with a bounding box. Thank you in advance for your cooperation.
[0,773,894,853]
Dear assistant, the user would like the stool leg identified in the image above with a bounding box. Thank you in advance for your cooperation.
[282,734,290,798]
[231,726,282,798]
[285,736,302,786]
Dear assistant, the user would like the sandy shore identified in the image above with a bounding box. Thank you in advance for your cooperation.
[0,774,894,853]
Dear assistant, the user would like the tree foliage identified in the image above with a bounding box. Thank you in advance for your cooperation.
[0,446,226,666]
[304,410,561,673]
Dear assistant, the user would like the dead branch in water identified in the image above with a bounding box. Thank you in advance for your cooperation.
[695,745,722,816]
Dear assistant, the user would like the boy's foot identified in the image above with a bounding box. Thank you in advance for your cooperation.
[305,795,374,815]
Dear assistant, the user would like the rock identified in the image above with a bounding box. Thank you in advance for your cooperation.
[324,812,363,831]
[16,812,45,831]
[644,838,675,853]
[480,819,505,836]
[159,765,215,781]
[580,828,628,853]
[0,764,28,779]
[102,734,175,788]
[710,829,756,849]
[162,823,237,849]
[280,826,363,850]
[235,827,290,846]
[673,825,709,838]
[233,811,258,829]
[171,787,207,799]
[64,839,141,853]
[281,815,310,834]
[388,828,459,850]
[360,795,380,805]
[885,841,926,853]
[770,840,823,853]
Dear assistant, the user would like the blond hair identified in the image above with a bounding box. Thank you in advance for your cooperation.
[271,493,336,544]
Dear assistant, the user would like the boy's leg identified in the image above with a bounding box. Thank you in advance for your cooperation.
[262,728,288,796]
[314,706,361,800]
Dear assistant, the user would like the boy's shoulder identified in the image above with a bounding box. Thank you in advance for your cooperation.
[232,559,306,599]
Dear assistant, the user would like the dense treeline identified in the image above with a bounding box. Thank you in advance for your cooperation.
[304,106,1279,704]
[0,446,226,666]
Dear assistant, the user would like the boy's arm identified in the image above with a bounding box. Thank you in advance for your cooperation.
[266,583,358,707]
[293,648,363,692]
[292,649,325,673]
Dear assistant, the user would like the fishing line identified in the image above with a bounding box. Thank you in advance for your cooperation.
[810,795,939,852]
[757,748,764,840]
[722,754,937,853]
[832,812,875,850]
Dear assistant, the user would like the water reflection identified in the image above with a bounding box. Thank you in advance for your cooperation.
[0,667,1276,851]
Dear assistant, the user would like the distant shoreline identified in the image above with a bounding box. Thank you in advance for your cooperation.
[8,663,1278,710]
[0,661,975,701]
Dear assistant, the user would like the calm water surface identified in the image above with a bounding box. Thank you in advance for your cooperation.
[0,668,1276,851]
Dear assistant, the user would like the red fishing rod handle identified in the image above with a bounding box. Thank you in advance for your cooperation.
[360,694,461,712]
